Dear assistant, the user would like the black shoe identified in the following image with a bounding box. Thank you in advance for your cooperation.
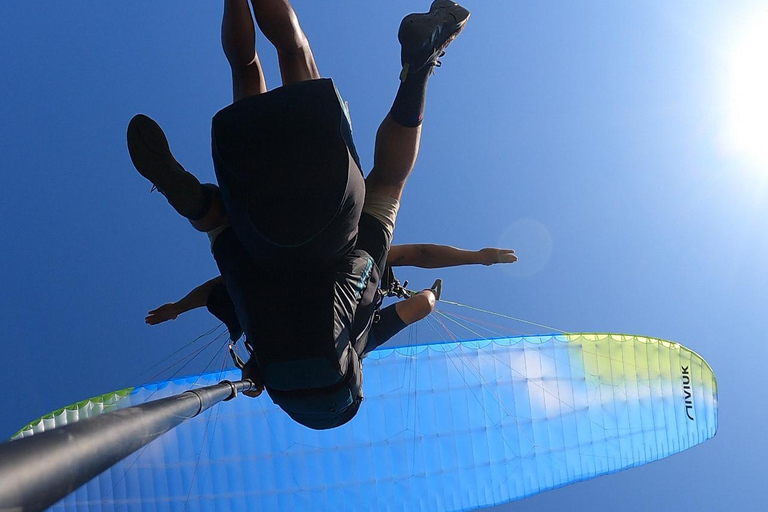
[398,0,471,80]
[127,114,204,219]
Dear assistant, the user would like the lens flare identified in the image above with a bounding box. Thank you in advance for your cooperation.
[723,11,768,173]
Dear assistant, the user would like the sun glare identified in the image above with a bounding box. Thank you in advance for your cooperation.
[723,11,768,172]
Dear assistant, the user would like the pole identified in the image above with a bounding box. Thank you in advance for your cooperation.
[0,379,254,512]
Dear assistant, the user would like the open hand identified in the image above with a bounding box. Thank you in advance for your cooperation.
[145,303,181,325]
[478,248,517,265]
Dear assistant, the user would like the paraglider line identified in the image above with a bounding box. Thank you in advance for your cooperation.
[184,344,229,509]
[140,330,230,403]
[419,314,623,437]
[423,314,542,477]
[433,309,488,341]
[437,298,567,334]
[425,311,622,478]
[139,324,225,378]
[436,309,532,337]
[108,336,230,501]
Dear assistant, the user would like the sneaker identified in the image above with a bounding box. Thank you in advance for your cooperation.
[430,278,442,301]
[127,114,204,219]
[398,0,471,80]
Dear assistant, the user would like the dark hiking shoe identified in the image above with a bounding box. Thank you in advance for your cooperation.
[127,114,205,219]
[398,0,471,80]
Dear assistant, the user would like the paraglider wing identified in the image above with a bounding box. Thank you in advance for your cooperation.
[13,333,717,511]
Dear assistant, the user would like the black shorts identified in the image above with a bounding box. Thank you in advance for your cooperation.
[355,212,391,273]
[209,210,401,357]
[345,212,409,356]
[212,78,364,269]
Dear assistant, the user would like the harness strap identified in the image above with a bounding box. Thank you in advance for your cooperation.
[379,267,412,300]
[264,348,359,399]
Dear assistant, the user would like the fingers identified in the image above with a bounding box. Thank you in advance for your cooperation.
[499,249,518,263]
[145,304,178,325]
[481,248,517,265]
[145,313,168,325]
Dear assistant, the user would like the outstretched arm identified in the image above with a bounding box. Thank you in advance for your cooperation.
[387,244,517,269]
[145,276,225,325]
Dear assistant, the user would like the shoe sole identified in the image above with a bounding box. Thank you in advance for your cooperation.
[127,114,180,187]
[127,114,203,217]
[399,1,471,78]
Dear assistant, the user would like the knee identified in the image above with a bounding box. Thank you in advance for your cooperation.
[224,46,257,72]
[268,14,311,56]
[275,33,310,57]
[411,290,437,322]
[419,290,437,315]
[396,290,436,325]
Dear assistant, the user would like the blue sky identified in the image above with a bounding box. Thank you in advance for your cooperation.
[1,1,767,510]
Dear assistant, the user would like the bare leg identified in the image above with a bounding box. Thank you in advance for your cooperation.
[248,0,320,85]
[394,289,437,325]
[222,0,267,101]
[366,115,422,201]
[366,1,470,200]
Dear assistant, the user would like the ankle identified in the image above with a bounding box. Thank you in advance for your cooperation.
[389,67,430,128]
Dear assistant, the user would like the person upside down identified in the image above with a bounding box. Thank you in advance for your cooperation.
[128,0,515,429]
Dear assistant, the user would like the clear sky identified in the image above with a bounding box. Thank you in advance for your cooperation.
[1,1,766,510]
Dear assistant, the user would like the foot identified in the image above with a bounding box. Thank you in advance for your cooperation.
[398,0,471,80]
[429,278,442,301]
[127,114,205,219]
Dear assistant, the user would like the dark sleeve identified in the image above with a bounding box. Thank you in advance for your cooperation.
[206,282,243,341]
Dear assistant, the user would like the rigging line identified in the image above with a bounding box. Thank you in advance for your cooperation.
[132,327,228,403]
[143,331,225,387]
[437,298,568,334]
[419,314,459,350]
[436,308,532,337]
[435,308,509,338]
[433,309,491,341]
[141,330,229,405]
[427,314,614,451]
[139,323,225,378]
[407,323,420,476]
[411,315,618,435]
[427,312,462,343]
[424,312,545,474]
[450,332,617,433]
[107,334,230,500]
[183,343,229,510]
[447,348,577,481]
[185,331,233,392]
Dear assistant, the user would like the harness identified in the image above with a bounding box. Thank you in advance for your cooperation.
[378,266,412,300]
[226,266,411,429]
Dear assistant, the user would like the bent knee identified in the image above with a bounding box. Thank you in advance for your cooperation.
[395,290,436,325]
[419,290,437,315]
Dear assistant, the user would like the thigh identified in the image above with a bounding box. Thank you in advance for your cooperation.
[355,212,392,272]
